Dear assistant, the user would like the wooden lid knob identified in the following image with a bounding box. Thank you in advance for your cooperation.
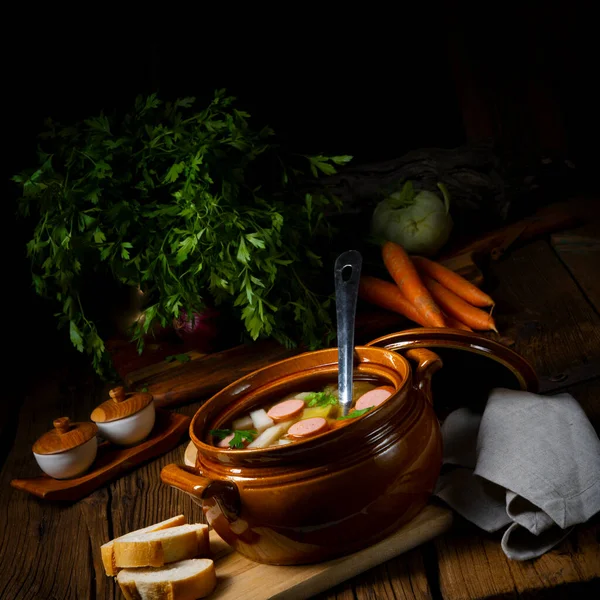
[109,387,126,403]
[53,417,71,434]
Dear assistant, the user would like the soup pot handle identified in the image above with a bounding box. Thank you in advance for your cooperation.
[405,348,442,405]
[161,464,211,501]
[161,464,241,519]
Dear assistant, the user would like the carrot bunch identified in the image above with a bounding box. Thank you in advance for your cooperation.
[359,242,498,332]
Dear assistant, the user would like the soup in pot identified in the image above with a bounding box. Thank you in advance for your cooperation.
[208,379,394,449]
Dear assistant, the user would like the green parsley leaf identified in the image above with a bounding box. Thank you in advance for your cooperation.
[209,429,233,439]
[337,407,374,420]
[69,321,84,352]
[330,155,353,165]
[208,429,257,449]
[236,237,250,264]
[306,392,338,408]
[164,161,186,184]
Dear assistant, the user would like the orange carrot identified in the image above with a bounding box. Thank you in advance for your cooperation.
[382,242,446,328]
[359,276,431,327]
[360,276,473,331]
[412,256,494,308]
[443,314,473,331]
[423,276,498,332]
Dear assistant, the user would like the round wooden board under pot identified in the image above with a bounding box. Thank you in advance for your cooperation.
[184,440,198,467]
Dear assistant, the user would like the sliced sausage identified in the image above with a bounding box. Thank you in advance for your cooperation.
[287,417,329,439]
[217,433,235,448]
[267,399,305,423]
[355,386,395,411]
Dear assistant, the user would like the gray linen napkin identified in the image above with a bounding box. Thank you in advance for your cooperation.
[434,388,600,560]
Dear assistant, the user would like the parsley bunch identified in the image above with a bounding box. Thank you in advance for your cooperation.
[14,90,351,377]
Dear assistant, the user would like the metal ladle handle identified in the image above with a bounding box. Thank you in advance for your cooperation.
[334,250,363,416]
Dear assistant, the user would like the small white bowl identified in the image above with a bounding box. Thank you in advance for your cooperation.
[32,417,98,480]
[96,400,156,446]
[91,387,156,447]
[34,436,98,479]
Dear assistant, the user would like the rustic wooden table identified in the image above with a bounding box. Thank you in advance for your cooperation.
[1,225,599,599]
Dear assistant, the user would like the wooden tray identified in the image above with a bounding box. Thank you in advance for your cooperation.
[10,409,190,502]
[208,505,452,599]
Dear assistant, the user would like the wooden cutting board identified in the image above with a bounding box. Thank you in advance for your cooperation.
[208,505,452,600]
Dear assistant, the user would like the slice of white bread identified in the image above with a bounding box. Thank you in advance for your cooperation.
[113,523,210,569]
[102,515,186,576]
[117,558,217,600]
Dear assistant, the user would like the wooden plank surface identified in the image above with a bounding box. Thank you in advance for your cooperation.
[551,221,600,313]
[0,373,103,600]
[440,201,580,260]
[435,515,600,600]
[318,546,434,600]
[0,395,18,472]
[488,240,600,393]
[560,377,600,433]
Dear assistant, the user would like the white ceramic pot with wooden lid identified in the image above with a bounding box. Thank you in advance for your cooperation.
[91,386,155,446]
[33,417,98,479]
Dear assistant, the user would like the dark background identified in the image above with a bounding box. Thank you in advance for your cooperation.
[4,5,597,387]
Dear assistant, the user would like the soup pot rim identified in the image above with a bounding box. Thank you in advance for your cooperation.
[189,345,416,457]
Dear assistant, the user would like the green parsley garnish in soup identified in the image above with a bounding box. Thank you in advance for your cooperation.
[208,429,258,449]
[209,380,395,449]
[305,392,338,408]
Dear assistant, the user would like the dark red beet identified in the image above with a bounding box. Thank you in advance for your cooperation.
[173,308,220,353]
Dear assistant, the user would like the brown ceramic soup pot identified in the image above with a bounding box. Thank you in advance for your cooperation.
[161,345,443,565]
